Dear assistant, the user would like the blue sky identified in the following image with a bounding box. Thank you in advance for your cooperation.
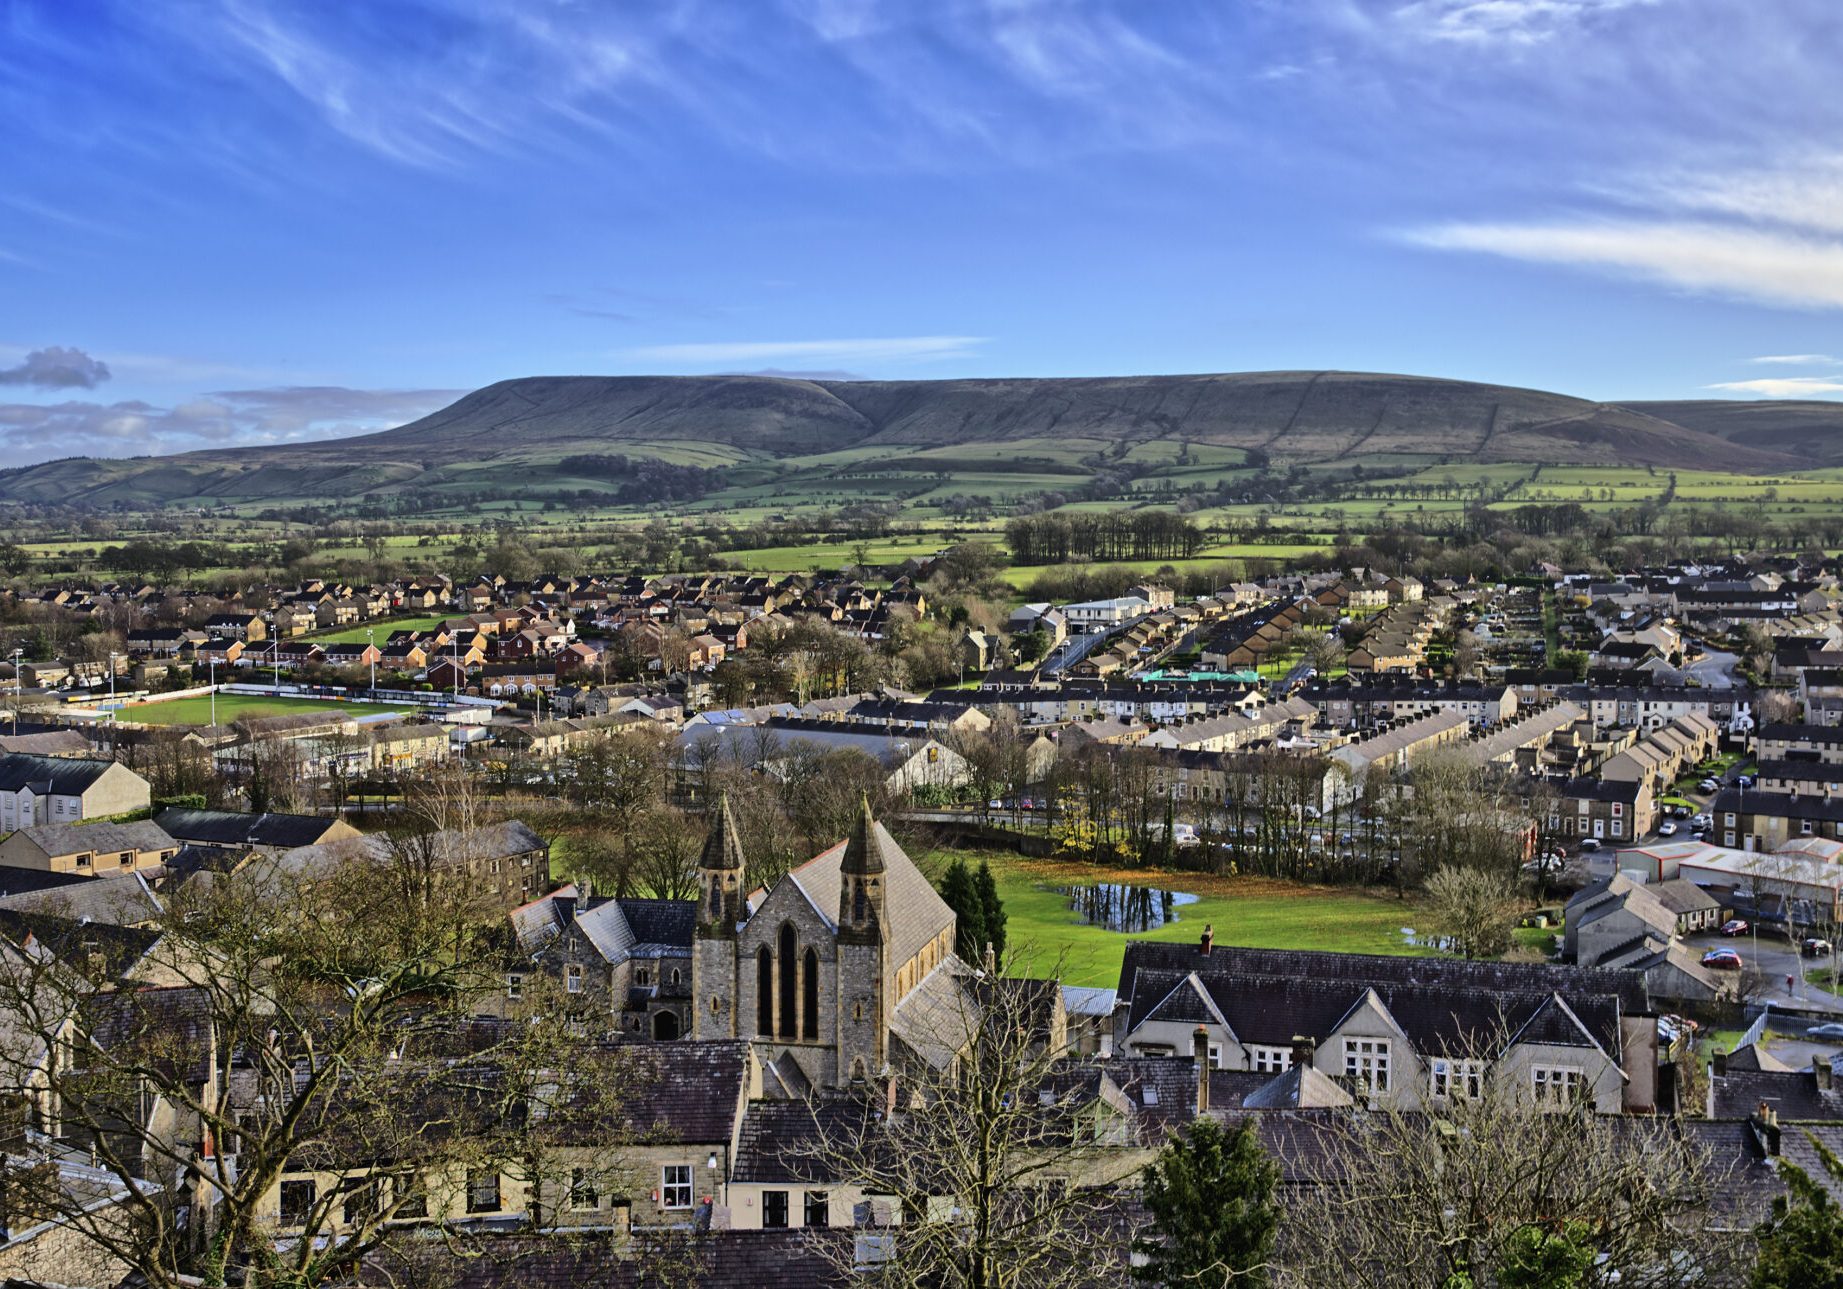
[4,0,1843,462]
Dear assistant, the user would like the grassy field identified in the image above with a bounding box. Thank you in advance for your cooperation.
[309,613,455,643]
[116,693,413,726]
[924,848,1430,987]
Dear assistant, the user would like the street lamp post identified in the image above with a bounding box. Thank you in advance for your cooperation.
[367,627,376,696]
[209,657,217,727]
[108,652,119,702]
[9,648,20,733]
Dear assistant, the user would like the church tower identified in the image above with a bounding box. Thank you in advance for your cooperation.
[835,797,891,1083]
[692,793,745,1041]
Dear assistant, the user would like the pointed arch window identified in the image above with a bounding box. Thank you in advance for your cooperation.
[755,947,773,1037]
[802,947,819,1039]
[778,924,798,1038]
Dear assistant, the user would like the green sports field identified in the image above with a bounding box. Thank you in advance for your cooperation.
[309,613,455,643]
[924,848,1431,987]
[117,693,413,726]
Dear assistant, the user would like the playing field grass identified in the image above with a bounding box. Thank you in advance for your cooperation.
[117,693,413,726]
[922,848,1430,987]
[309,613,455,643]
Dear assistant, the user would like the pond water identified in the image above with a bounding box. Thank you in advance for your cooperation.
[1051,883,1201,933]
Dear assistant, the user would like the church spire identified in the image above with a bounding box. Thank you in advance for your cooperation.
[701,790,746,874]
[838,795,888,945]
[696,792,746,939]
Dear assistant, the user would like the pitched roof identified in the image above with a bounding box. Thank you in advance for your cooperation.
[7,819,174,859]
[153,807,345,849]
[781,827,954,981]
[0,753,123,795]
[1242,1063,1354,1110]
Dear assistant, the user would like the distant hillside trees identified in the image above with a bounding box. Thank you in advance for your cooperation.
[1005,510,1203,565]
[556,454,726,503]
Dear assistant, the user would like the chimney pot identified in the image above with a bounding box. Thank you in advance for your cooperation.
[1291,1034,1317,1070]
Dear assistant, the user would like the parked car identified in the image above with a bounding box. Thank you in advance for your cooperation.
[1579,838,1602,852]
[1806,1022,1843,1039]
[1698,778,1721,793]
[1657,822,1678,836]
[1802,937,1834,957]
[1692,813,1714,829]
[1734,774,1755,789]
[1671,805,1693,819]
[1701,949,1743,970]
[1721,918,1750,936]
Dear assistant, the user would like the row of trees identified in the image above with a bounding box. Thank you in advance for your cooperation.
[1005,511,1205,565]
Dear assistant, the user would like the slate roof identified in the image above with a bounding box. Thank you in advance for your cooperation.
[1242,1063,1354,1110]
[1116,942,1651,1014]
[1118,945,1642,1062]
[618,898,696,951]
[0,867,92,900]
[1712,1064,1843,1121]
[733,1098,877,1183]
[7,819,174,860]
[889,959,980,1070]
[0,870,162,927]
[0,753,121,795]
[777,825,954,984]
[0,909,161,981]
[155,806,351,847]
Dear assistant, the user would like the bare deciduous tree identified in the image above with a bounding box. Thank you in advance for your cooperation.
[797,957,1135,1289]
[1281,1077,1742,1288]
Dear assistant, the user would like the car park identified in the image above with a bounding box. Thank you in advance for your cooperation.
[1721,919,1750,936]
[1701,949,1743,970]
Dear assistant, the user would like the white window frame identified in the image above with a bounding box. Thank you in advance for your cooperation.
[660,1164,693,1210]
[1532,1065,1585,1107]
[1343,1038,1391,1092]
[565,964,584,994]
[1430,1057,1484,1101]
[1249,1045,1293,1074]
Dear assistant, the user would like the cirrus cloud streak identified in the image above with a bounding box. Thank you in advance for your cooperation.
[1406,219,1843,310]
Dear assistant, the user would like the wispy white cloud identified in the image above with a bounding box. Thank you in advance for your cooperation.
[1391,0,1662,47]
[1406,219,1843,310]
[1749,354,1839,366]
[1706,376,1843,398]
[625,336,986,365]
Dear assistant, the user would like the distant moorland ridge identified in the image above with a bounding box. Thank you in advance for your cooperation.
[5,370,1841,508]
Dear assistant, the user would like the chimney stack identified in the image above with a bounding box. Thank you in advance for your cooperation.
[1200,924,1214,956]
[1193,1025,1211,1114]
[1815,1056,1834,1092]
[1291,1034,1316,1071]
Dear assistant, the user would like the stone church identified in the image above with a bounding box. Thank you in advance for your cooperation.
[692,794,970,1094]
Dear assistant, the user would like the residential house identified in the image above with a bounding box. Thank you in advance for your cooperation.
[1114,938,1656,1114]
[0,755,151,831]
[152,807,361,855]
[0,820,178,878]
